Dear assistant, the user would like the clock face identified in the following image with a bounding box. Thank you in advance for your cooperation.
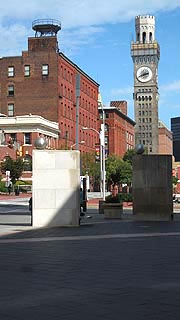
[136,66,152,83]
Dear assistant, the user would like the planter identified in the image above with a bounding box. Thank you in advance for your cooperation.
[103,202,123,219]
[99,200,105,214]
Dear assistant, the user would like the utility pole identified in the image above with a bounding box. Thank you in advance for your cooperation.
[76,74,80,151]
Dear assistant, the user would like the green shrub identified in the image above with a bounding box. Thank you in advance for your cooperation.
[0,181,8,193]
[105,193,132,203]
[15,180,26,186]
[15,180,32,193]
[121,193,133,202]
[105,193,123,203]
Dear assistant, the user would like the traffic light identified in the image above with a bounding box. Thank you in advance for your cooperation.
[16,146,23,157]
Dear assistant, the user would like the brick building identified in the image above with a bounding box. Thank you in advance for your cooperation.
[98,101,135,158]
[0,19,99,154]
[0,19,136,166]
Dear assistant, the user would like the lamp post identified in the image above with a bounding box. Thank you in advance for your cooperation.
[82,126,105,200]
[101,107,106,201]
[70,140,85,150]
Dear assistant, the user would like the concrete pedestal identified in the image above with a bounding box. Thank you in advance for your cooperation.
[132,155,173,221]
[32,150,80,227]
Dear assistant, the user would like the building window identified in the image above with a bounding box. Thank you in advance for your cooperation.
[23,154,32,171]
[42,64,49,76]
[8,66,14,77]
[10,133,17,142]
[8,104,14,116]
[24,65,30,77]
[8,85,14,96]
[24,133,31,145]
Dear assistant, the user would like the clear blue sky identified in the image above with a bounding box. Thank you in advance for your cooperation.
[1,1,180,130]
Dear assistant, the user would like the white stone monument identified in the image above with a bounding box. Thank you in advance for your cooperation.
[32,149,80,227]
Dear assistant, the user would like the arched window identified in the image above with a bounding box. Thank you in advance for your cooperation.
[149,32,152,42]
[143,32,146,43]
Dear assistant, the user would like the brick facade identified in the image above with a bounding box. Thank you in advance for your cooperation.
[0,34,99,153]
[0,29,136,160]
[98,103,135,158]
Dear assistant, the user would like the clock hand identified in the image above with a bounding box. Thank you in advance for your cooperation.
[140,71,149,78]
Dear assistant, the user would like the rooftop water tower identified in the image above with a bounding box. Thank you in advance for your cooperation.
[32,19,61,37]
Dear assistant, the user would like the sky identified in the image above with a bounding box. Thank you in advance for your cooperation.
[1,1,180,130]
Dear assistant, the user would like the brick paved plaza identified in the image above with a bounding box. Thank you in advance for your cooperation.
[0,198,180,320]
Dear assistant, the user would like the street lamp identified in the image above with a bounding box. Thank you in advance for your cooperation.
[70,140,85,150]
[82,125,106,201]
[100,105,106,202]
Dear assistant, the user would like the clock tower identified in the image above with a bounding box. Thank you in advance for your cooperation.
[131,15,160,154]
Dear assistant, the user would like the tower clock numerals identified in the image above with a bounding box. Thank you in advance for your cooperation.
[136,66,152,83]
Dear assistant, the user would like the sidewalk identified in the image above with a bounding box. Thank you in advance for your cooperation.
[0,192,31,201]
[0,195,180,318]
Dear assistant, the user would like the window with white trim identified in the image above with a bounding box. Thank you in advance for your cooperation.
[24,65,30,77]
[10,133,16,142]
[8,104,14,116]
[8,66,14,77]
[24,132,31,144]
[8,85,14,96]
[42,64,49,75]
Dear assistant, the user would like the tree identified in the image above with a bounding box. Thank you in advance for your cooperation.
[172,176,178,186]
[123,149,137,164]
[105,155,122,188]
[1,157,24,184]
[106,155,132,190]
[80,152,101,191]
[172,176,178,193]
